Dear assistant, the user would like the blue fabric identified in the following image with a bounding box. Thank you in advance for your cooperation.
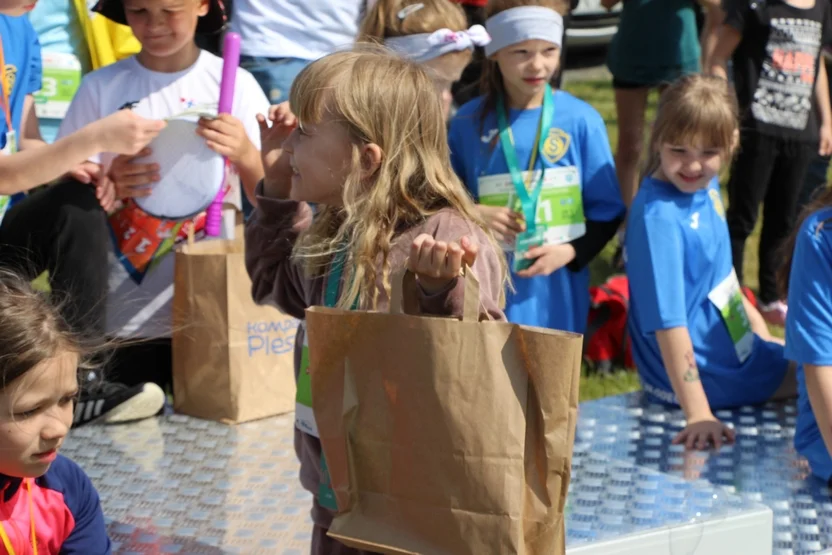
[448,90,624,333]
[785,206,832,482]
[626,176,787,409]
[0,15,42,148]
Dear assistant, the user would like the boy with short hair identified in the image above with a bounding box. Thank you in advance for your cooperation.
[58,0,270,393]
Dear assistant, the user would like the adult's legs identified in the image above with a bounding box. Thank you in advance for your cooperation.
[613,84,651,206]
[758,139,816,305]
[725,131,778,285]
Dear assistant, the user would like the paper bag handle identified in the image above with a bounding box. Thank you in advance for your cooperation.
[390,266,480,322]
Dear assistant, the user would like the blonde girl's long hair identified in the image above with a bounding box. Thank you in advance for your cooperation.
[641,74,739,180]
[289,48,508,310]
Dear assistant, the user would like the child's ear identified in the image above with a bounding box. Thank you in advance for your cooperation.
[360,143,383,179]
[197,0,210,17]
[731,129,740,152]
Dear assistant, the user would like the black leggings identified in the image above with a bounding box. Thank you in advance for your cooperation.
[107,338,173,392]
[726,131,817,304]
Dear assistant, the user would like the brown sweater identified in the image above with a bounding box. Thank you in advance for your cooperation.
[245,183,507,528]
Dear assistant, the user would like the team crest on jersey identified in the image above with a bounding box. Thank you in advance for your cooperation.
[542,128,570,164]
[709,189,725,220]
[3,64,16,96]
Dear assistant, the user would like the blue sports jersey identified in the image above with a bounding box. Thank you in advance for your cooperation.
[785,206,832,483]
[448,90,624,333]
[626,176,787,408]
[0,15,42,147]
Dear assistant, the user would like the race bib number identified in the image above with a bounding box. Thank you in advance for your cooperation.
[295,329,318,437]
[478,166,585,251]
[708,269,754,364]
[34,52,82,120]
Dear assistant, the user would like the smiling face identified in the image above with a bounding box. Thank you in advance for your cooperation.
[0,0,36,16]
[493,39,560,107]
[123,0,208,65]
[656,143,725,193]
[0,351,78,479]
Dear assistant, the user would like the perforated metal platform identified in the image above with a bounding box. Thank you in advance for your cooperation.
[577,392,832,555]
[61,397,783,555]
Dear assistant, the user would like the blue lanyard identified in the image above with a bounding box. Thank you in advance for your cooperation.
[324,249,358,309]
[495,85,555,230]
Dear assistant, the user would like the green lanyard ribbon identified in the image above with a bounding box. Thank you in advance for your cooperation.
[495,84,555,230]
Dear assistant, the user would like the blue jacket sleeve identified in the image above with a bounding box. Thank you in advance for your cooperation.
[58,458,112,555]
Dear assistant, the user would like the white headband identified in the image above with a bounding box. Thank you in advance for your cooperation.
[385,25,491,64]
[484,6,564,57]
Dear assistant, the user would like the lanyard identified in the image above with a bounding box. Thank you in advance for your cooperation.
[0,40,13,136]
[0,479,38,555]
[324,248,359,310]
[496,84,554,231]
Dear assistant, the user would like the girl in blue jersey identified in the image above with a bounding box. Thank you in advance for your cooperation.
[782,188,832,485]
[627,74,795,451]
[448,0,625,333]
[0,270,111,553]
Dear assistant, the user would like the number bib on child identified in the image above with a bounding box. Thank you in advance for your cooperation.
[708,269,754,363]
[294,251,352,511]
[478,166,585,250]
[33,52,82,120]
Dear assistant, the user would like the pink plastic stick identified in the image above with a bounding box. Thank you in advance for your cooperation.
[205,32,241,237]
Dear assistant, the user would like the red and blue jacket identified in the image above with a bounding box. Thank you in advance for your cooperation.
[0,455,111,554]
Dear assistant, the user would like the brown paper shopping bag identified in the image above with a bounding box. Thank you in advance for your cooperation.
[172,235,298,424]
[306,269,583,555]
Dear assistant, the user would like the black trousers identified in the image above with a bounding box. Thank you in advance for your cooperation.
[107,338,173,392]
[0,180,109,338]
[726,131,817,304]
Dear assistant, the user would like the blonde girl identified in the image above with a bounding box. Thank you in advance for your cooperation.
[245,48,507,553]
[448,0,625,333]
[358,0,489,119]
[626,74,795,451]
[0,269,111,553]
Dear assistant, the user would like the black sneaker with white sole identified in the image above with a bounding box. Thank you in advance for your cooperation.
[73,381,166,427]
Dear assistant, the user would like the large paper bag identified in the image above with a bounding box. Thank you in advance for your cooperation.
[172,235,298,424]
[306,269,582,554]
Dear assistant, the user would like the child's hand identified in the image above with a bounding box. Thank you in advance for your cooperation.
[820,122,832,156]
[477,204,525,244]
[95,175,117,212]
[108,149,160,199]
[257,102,298,198]
[673,415,736,450]
[408,234,478,294]
[93,110,166,156]
[516,243,576,278]
[197,114,255,165]
[67,160,102,185]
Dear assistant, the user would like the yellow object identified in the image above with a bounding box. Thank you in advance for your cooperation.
[73,0,140,70]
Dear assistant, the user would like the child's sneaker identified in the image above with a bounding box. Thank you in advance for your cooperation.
[73,382,165,427]
[758,300,788,327]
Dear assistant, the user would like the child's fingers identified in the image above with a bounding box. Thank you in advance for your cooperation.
[409,234,433,272]
[112,162,159,178]
[204,141,235,159]
[723,426,736,444]
[429,241,449,275]
[685,431,699,451]
[114,172,160,188]
[444,243,464,276]
[711,431,722,451]
[460,236,478,268]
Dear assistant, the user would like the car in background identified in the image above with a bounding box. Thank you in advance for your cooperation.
[566,0,622,48]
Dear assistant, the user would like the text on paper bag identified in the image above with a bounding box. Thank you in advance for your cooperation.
[247,319,299,357]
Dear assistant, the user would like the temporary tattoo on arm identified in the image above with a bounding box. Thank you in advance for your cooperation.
[682,351,700,383]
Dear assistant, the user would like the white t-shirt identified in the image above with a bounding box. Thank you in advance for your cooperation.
[57,50,270,339]
[230,0,365,60]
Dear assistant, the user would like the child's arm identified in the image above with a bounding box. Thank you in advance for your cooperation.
[741,295,784,344]
[656,327,736,449]
[0,110,164,196]
[804,364,832,462]
[245,105,310,320]
[51,457,112,554]
[19,95,47,151]
[816,60,832,156]
[197,114,265,206]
